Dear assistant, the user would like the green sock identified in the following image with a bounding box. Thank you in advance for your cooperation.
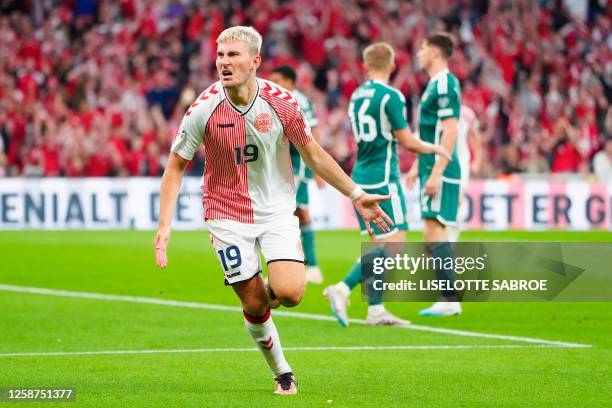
[343,247,386,305]
[428,241,459,301]
[342,258,362,290]
[365,250,385,306]
[300,224,317,266]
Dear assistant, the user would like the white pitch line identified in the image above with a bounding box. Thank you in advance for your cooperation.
[0,344,567,358]
[0,284,591,349]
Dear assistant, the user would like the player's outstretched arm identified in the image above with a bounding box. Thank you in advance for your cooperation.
[394,127,451,160]
[310,127,326,188]
[154,152,190,268]
[295,141,394,234]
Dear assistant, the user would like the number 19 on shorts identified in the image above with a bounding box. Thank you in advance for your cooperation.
[217,245,242,271]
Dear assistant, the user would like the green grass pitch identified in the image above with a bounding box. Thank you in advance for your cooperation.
[0,230,611,407]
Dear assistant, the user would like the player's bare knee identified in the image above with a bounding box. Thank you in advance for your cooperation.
[274,287,303,307]
[424,219,445,242]
[279,292,302,307]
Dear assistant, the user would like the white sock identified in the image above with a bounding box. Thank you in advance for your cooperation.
[336,281,351,297]
[367,304,385,315]
[243,308,291,377]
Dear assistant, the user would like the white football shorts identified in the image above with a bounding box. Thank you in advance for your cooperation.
[206,215,304,285]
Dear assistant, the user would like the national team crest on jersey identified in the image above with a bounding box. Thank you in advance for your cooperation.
[254,112,273,133]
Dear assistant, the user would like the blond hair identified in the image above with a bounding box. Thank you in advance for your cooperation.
[216,26,263,55]
[363,42,395,72]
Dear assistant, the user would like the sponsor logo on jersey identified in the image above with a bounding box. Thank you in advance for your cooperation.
[217,123,235,128]
[227,271,241,278]
[254,113,273,133]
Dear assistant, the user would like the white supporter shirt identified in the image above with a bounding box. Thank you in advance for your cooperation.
[593,150,611,183]
[171,78,313,223]
[457,105,478,171]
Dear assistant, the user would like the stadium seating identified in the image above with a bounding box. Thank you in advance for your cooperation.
[0,0,609,178]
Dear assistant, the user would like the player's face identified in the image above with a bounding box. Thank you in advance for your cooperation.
[417,41,432,71]
[269,72,292,90]
[216,41,261,88]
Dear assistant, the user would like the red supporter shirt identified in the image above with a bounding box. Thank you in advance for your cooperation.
[551,141,583,173]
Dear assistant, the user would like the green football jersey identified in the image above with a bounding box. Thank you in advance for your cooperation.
[349,80,408,187]
[417,68,462,180]
[290,89,317,181]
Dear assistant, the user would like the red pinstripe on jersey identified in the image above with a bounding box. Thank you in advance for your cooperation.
[203,100,254,223]
[259,80,313,146]
[188,79,313,224]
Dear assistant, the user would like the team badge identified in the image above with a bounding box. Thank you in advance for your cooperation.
[254,113,273,133]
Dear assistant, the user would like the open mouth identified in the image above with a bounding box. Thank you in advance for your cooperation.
[221,70,233,80]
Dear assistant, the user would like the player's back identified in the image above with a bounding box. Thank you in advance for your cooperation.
[348,80,407,188]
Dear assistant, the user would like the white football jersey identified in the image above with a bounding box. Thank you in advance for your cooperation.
[171,78,313,224]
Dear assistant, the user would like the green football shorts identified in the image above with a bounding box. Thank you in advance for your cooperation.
[419,174,460,226]
[296,179,309,209]
[355,181,408,239]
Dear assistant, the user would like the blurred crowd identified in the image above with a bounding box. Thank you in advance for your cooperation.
[0,0,610,181]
